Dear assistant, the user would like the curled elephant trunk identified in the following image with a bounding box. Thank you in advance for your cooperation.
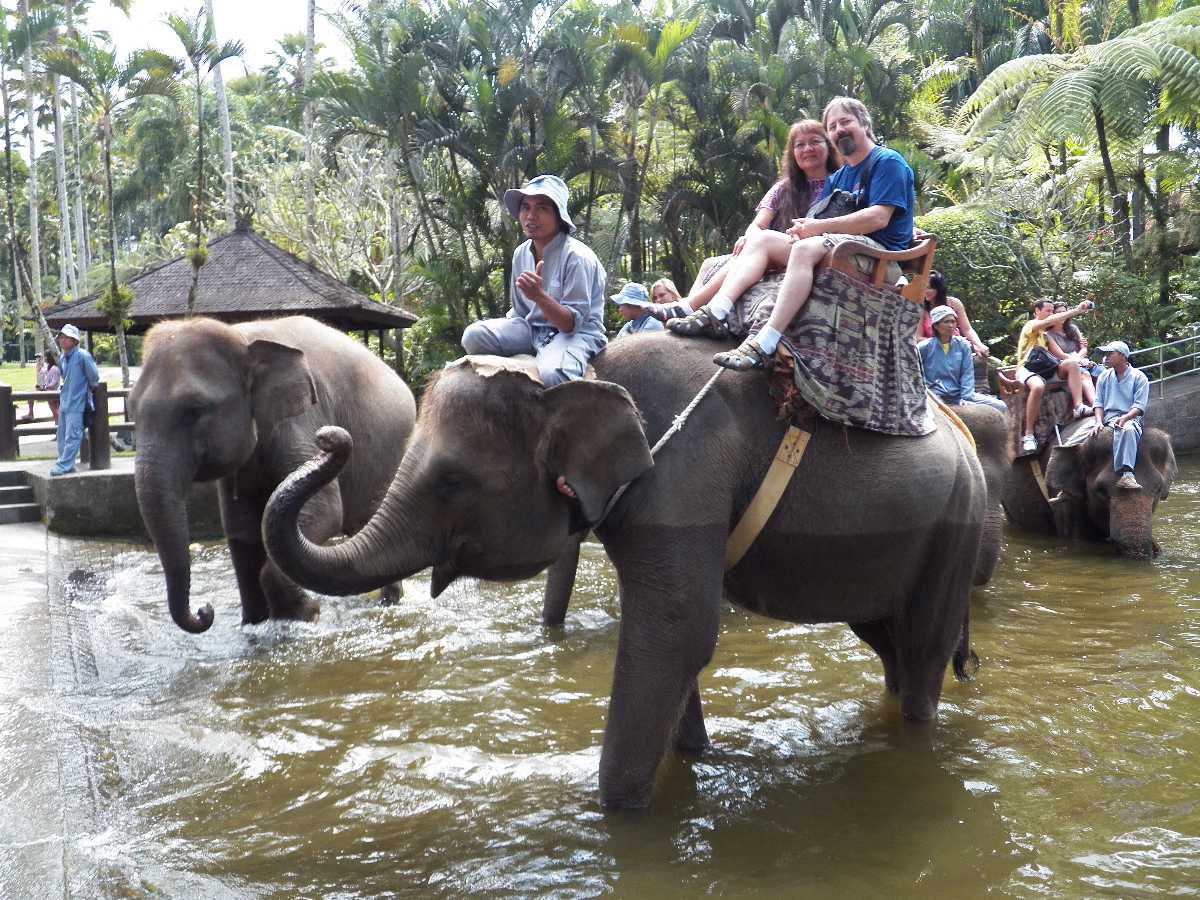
[263,426,431,596]
[135,456,214,634]
[1109,490,1156,559]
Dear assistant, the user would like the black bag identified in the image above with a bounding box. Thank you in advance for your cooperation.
[805,146,881,220]
[1023,344,1060,379]
[83,406,95,429]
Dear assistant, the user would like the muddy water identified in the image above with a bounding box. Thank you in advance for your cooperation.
[4,459,1200,898]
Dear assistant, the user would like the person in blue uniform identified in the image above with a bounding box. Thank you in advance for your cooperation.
[610,283,664,339]
[918,305,1006,412]
[50,323,99,476]
[1092,340,1150,490]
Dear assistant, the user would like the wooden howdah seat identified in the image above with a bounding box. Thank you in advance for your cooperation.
[821,234,937,304]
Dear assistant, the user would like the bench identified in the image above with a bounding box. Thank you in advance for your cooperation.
[823,234,937,304]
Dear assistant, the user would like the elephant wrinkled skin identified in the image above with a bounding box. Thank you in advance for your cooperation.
[131,316,415,633]
[263,333,989,808]
[1002,417,1176,558]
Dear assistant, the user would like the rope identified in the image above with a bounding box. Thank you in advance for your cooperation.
[593,367,725,527]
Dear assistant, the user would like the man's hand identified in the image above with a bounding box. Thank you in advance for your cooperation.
[516,260,549,304]
[786,218,824,241]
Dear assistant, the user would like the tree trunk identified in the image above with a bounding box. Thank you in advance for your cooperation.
[204,0,236,231]
[52,73,78,301]
[1093,105,1133,269]
[187,68,205,313]
[303,0,317,258]
[102,123,129,387]
[20,0,42,316]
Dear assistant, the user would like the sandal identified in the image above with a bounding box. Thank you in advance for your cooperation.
[713,338,773,372]
[666,305,731,340]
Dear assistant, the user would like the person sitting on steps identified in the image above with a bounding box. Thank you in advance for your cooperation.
[1015,298,1094,454]
[668,96,915,372]
[1091,340,1149,490]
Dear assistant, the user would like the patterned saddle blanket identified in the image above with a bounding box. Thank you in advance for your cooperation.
[725,268,934,437]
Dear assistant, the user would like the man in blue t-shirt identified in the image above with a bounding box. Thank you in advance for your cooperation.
[713,96,917,371]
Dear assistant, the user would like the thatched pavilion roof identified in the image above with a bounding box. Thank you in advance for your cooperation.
[45,227,418,334]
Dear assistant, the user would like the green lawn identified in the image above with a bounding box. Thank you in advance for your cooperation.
[1,362,125,391]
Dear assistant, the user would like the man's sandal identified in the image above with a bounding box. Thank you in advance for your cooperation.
[666,305,731,339]
[713,338,773,371]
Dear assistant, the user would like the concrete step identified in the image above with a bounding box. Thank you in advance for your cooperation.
[0,484,34,505]
[0,503,41,525]
[0,469,29,487]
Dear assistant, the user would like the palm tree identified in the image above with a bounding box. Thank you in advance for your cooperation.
[43,36,177,385]
[202,0,237,231]
[18,0,42,343]
[303,0,316,257]
[164,9,243,312]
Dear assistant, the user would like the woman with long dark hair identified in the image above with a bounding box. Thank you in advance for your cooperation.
[919,271,989,357]
[668,119,839,318]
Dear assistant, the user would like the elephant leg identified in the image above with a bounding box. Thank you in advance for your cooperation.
[227,537,271,625]
[542,532,583,626]
[893,597,966,722]
[260,560,321,622]
[380,581,404,606]
[674,680,709,755]
[598,543,723,809]
[848,620,900,695]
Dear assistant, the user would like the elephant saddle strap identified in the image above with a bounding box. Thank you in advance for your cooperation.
[725,425,812,570]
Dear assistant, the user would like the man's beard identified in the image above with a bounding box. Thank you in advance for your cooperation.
[836,134,857,156]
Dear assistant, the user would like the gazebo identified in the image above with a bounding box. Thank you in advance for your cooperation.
[45,222,418,373]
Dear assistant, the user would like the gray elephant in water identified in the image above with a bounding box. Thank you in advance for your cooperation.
[1002,417,1176,558]
[540,401,1012,626]
[263,333,988,809]
[130,316,415,633]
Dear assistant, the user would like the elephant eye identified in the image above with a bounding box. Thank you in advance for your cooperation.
[435,470,471,499]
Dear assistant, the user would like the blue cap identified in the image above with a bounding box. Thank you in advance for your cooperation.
[1098,340,1131,358]
[610,282,651,308]
[503,174,576,233]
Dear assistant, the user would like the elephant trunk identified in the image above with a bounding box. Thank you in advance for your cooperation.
[135,452,214,633]
[1109,490,1156,559]
[263,426,435,595]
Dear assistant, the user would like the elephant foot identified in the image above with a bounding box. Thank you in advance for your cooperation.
[380,582,403,606]
[674,685,709,755]
[599,773,654,810]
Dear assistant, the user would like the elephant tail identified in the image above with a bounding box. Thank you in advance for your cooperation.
[952,609,981,682]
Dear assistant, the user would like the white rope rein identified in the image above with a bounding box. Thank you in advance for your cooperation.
[593,367,726,527]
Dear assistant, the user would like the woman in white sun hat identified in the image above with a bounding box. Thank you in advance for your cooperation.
[461,174,607,385]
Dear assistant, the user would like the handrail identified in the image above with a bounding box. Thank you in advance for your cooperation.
[1126,330,1200,400]
[0,383,133,467]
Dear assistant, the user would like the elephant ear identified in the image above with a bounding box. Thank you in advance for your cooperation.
[247,339,318,435]
[539,379,652,528]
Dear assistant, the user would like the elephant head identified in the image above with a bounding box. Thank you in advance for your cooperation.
[262,359,653,599]
[130,318,317,632]
[1045,424,1176,558]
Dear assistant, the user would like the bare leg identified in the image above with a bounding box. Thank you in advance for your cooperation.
[1081,371,1096,406]
[764,238,828,333]
[682,258,727,310]
[1023,377,1045,436]
[718,230,796,304]
[1063,364,1083,407]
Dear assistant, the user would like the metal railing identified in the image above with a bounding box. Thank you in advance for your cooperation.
[1127,330,1200,399]
[0,382,133,469]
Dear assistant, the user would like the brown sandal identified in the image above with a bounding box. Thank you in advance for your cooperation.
[713,338,773,371]
[666,305,731,340]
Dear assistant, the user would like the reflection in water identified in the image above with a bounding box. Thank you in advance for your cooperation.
[3,459,1199,897]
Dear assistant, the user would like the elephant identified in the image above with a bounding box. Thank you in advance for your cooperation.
[539,401,1012,627]
[130,315,415,633]
[1002,416,1176,558]
[262,333,989,809]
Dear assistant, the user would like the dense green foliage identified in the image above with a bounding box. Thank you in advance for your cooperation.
[1,0,1198,381]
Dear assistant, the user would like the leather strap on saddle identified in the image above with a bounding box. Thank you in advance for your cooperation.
[725,425,812,570]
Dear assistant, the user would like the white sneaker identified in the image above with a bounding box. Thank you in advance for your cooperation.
[1074,403,1091,419]
[1116,472,1142,490]
[1021,434,1038,453]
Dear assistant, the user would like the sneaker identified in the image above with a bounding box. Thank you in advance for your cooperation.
[666,305,731,340]
[49,467,75,477]
[1021,434,1038,454]
[713,338,773,372]
[1074,403,1091,419]
[1116,472,1142,490]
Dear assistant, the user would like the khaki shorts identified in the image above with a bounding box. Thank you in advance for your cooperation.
[821,233,903,282]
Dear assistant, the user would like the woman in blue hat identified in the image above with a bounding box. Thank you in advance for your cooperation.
[461,174,607,385]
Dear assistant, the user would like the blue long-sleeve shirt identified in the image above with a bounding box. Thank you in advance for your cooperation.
[58,345,99,415]
[918,335,974,405]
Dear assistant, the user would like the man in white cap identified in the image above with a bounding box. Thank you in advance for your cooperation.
[610,282,664,339]
[50,323,99,476]
[461,174,606,385]
[917,304,1006,412]
[1092,340,1150,490]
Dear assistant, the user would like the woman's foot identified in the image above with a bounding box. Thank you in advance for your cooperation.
[713,338,773,371]
[1073,403,1091,419]
[666,305,730,339]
